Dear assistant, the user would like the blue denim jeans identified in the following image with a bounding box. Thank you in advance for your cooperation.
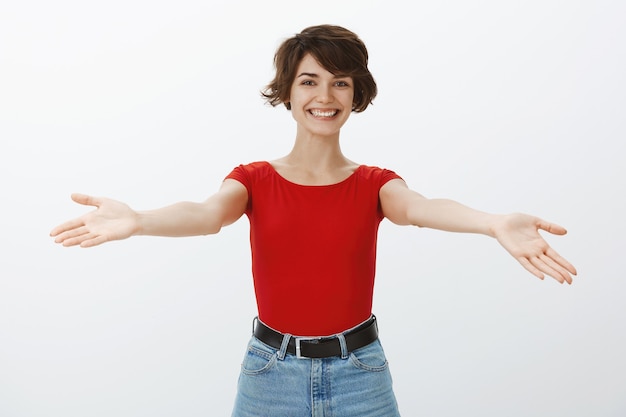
[232,324,400,416]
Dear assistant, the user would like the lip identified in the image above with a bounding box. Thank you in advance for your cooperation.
[308,109,339,118]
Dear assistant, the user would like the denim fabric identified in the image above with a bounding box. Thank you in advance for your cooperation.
[232,335,400,416]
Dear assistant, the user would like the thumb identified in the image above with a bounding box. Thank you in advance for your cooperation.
[71,193,101,208]
[538,219,567,236]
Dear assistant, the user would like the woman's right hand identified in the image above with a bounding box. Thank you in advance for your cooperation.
[50,193,140,248]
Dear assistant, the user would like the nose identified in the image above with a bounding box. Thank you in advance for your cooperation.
[315,84,334,103]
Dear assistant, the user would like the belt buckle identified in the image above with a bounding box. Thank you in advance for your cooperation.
[294,336,320,359]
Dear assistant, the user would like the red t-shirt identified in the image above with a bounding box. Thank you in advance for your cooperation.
[226,161,402,336]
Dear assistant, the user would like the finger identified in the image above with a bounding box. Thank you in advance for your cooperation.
[539,254,573,285]
[529,256,565,283]
[63,232,105,248]
[71,193,102,208]
[54,225,89,243]
[530,255,565,283]
[537,220,567,236]
[530,255,571,285]
[80,235,108,248]
[518,257,545,280]
[50,218,85,237]
[545,247,577,276]
[59,229,92,247]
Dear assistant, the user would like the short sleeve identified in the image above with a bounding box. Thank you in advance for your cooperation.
[224,164,252,195]
[379,168,403,188]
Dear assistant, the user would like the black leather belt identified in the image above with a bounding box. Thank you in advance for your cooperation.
[253,316,379,359]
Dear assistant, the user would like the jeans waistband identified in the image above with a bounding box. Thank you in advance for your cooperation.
[252,316,379,359]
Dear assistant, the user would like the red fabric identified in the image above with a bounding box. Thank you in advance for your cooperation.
[226,161,402,336]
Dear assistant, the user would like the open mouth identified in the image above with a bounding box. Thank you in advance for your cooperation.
[309,109,338,118]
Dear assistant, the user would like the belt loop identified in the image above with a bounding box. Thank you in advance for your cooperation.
[277,333,292,361]
[337,333,349,359]
[251,316,258,335]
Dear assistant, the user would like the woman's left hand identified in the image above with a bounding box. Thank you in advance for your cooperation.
[491,213,577,284]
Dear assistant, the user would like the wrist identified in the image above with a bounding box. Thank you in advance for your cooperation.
[486,213,508,238]
[134,211,148,236]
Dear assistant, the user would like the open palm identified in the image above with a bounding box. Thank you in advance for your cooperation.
[50,193,139,248]
[493,213,577,284]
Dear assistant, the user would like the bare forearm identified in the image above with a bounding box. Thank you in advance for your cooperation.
[407,198,501,237]
[137,201,222,237]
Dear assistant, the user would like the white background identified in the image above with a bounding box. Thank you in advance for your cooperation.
[1,1,624,416]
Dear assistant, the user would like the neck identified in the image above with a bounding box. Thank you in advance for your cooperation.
[270,128,359,185]
[285,127,346,170]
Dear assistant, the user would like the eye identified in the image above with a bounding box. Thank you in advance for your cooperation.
[301,80,315,86]
[335,80,350,87]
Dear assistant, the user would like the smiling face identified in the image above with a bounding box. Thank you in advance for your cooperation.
[288,54,355,139]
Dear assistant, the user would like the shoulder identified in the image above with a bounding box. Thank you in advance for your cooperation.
[225,161,273,184]
[230,161,272,173]
[355,164,403,186]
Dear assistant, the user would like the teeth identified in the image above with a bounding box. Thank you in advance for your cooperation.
[310,110,337,117]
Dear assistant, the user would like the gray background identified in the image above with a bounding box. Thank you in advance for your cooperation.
[1,0,624,416]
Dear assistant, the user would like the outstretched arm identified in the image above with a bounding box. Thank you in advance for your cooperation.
[50,179,248,248]
[380,179,577,284]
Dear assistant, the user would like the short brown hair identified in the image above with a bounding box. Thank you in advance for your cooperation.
[261,25,377,113]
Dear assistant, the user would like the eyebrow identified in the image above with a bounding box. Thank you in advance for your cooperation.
[296,72,350,79]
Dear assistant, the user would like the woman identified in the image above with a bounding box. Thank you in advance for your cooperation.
[50,25,576,417]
